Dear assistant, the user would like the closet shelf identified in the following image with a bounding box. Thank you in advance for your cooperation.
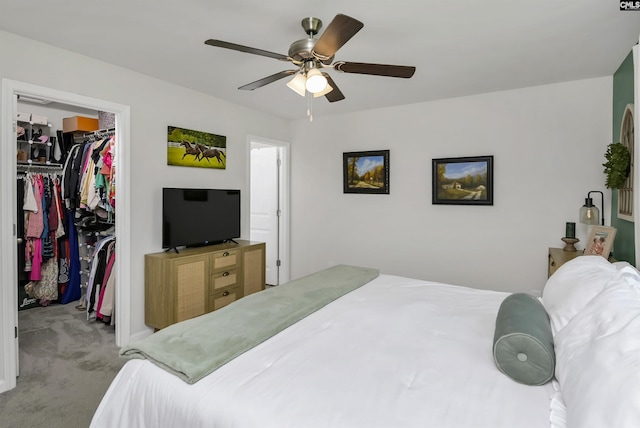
[17,162,63,169]
[17,140,53,146]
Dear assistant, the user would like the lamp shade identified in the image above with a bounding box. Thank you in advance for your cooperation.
[286,73,307,97]
[579,198,600,225]
[305,68,327,93]
[313,83,333,98]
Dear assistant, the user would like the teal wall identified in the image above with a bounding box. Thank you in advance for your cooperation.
[611,51,635,264]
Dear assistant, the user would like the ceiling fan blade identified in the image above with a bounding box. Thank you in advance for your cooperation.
[323,74,345,102]
[312,14,364,63]
[205,39,290,61]
[238,70,297,90]
[334,61,416,78]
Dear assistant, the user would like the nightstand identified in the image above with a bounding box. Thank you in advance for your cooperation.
[548,247,582,277]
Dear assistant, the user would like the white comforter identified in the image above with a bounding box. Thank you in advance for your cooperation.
[91,274,556,428]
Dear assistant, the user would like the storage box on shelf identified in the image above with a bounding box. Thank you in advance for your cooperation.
[31,114,48,125]
[62,116,99,133]
[16,112,30,122]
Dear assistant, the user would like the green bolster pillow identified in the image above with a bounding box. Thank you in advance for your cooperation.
[493,293,555,385]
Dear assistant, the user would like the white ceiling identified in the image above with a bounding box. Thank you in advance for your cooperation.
[1,1,639,121]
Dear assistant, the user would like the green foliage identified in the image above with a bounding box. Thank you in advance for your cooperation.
[167,146,226,169]
[603,143,630,189]
[167,126,226,148]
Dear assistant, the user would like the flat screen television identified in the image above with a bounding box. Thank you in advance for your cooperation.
[162,188,241,250]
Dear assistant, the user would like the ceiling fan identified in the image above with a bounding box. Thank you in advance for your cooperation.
[204,14,416,104]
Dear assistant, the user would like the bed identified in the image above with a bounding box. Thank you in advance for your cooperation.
[90,258,640,428]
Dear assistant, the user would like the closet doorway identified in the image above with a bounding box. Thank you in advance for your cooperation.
[249,136,290,286]
[0,79,131,394]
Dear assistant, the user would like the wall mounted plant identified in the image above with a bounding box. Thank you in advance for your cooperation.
[603,142,630,189]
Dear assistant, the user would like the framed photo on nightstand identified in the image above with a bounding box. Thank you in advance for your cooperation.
[584,226,616,259]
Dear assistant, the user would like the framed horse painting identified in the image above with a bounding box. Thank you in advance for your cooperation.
[167,126,227,169]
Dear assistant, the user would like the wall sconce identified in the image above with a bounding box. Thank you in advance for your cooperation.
[579,190,604,226]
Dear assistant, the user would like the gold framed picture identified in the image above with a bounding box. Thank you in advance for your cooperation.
[584,226,617,259]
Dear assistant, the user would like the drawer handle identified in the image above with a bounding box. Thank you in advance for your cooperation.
[223,251,229,257]
[223,271,229,277]
[222,290,230,296]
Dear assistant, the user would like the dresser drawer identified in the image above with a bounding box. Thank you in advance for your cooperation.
[210,249,240,271]
[211,268,239,290]
[211,286,240,311]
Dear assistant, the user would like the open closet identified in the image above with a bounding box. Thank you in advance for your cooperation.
[0,79,131,394]
[16,99,118,328]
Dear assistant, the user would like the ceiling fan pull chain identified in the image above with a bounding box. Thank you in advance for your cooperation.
[307,91,313,122]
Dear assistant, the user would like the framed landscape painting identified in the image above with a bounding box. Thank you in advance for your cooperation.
[432,155,493,205]
[343,150,390,194]
[167,126,227,169]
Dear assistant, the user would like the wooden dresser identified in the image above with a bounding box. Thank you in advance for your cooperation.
[144,240,265,329]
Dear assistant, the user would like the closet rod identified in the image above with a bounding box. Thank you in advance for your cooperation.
[17,163,63,172]
[82,127,115,138]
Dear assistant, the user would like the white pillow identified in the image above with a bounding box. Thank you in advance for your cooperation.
[554,276,640,427]
[614,261,640,278]
[542,255,618,335]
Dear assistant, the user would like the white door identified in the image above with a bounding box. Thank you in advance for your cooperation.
[250,145,280,285]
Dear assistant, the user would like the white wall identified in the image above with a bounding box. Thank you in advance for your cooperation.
[289,77,613,294]
[0,28,615,335]
[0,30,290,338]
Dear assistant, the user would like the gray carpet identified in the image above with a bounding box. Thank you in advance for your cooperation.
[0,302,126,428]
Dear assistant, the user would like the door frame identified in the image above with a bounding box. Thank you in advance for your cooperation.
[634,42,640,267]
[248,135,290,285]
[0,78,131,393]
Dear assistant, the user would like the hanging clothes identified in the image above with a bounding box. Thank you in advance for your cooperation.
[60,209,82,304]
[61,143,80,209]
[24,258,58,304]
[96,241,116,323]
[51,128,117,317]
[20,172,66,306]
[62,133,116,220]
[40,176,55,262]
[16,177,27,281]
[85,235,116,317]
[25,175,45,282]
[17,123,117,316]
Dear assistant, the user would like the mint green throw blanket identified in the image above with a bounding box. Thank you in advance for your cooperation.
[121,264,379,384]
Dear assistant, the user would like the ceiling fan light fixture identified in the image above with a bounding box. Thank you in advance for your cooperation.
[286,73,307,97]
[305,68,327,93]
[313,83,333,98]
[205,14,417,113]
